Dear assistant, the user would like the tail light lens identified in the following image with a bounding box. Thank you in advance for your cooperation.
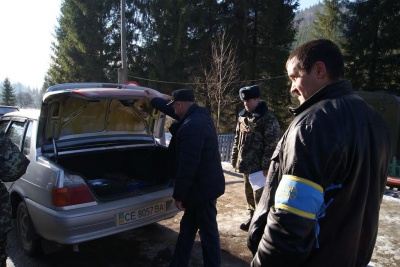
[52,173,95,207]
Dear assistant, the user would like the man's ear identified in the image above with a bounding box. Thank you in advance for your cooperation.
[314,61,327,78]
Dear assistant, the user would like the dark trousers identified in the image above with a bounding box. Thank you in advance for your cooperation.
[170,200,221,267]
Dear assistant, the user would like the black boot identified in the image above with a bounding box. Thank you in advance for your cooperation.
[240,210,254,231]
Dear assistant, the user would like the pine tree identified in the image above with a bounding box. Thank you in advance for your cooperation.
[312,0,344,44]
[125,0,220,94]
[1,78,17,106]
[47,0,116,85]
[342,0,400,93]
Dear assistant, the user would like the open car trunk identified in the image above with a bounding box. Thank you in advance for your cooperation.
[55,146,171,199]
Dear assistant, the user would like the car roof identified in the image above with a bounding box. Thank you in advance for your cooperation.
[0,105,19,109]
[0,105,19,115]
[2,109,40,120]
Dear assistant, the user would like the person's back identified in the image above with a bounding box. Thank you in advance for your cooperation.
[291,84,392,266]
[165,89,224,267]
[174,104,225,207]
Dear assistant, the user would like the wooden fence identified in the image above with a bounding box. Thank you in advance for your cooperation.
[218,134,235,162]
[166,133,235,163]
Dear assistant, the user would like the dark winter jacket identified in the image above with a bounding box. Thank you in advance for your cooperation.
[150,97,181,178]
[150,97,179,121]
[248,81,393,267]
[231,101,280,174]
[172,103,225,207]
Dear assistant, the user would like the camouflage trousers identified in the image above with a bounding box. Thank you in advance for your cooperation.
[0,235,6,267]
[0,183,11,267]
[0,183,12,238]
[243,173,263,212]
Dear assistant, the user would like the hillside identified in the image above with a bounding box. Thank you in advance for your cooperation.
[294,3,323,48]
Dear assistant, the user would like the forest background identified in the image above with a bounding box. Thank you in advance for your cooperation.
[1,0,399,133]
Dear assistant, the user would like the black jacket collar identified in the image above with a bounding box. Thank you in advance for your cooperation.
[239,100,268,118]
[289,80,353,116]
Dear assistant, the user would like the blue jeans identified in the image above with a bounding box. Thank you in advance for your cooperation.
[170,200,221,267]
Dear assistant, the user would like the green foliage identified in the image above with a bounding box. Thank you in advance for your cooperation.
[47,0,116,85]
[123,0,220,94]
[1,78,17,106]
[342,0,400,93]
[0,80,42,108]
[219,0,299,132]
[312,0,344,44]
[293,4,323,48]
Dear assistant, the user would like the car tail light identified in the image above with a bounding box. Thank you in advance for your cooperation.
[52,186,95,207]
[52,172,95,207]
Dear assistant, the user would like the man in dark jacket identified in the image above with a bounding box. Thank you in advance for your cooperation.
[247,39,393,267]
[145,89,225,267]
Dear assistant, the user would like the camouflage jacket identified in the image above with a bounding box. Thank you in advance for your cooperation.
[0,136,30,183]
[0,135,30,237]
[231,101,280,174]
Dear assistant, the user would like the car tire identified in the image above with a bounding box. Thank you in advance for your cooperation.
[16,201,43,257]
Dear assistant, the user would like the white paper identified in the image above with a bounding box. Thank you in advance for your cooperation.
[249,170,266,191]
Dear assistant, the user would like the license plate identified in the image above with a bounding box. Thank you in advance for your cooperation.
[118,202,165,225]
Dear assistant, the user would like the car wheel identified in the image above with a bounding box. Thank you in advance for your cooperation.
[16,201,42,257]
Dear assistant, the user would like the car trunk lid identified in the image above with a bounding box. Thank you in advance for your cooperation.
[37,84,166,151]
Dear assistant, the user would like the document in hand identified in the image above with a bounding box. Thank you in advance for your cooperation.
[249,170,266,191]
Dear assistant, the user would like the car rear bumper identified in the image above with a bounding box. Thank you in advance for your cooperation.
[25,189,179,245]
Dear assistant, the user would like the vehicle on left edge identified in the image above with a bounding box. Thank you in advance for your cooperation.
[0,105,19,117]
[0,83,179,257]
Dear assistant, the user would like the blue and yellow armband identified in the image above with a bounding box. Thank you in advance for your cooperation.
[275,175,343,248]
[275,175,323,219]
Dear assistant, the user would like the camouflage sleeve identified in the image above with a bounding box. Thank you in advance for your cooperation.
[231,122,240,166]
[261,112,281,170]
[0,136,30,182]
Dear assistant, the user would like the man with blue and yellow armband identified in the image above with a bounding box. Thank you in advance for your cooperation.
[247,39,393,267]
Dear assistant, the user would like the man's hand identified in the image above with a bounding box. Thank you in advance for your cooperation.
[144,89,157,101]
[263,170,268,177]
[175,200,185,211]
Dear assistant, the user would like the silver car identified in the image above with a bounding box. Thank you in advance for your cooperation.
[1,83,178,256]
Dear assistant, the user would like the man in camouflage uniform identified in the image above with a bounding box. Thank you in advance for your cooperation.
[0,135,30,266]
[231,85,280,231]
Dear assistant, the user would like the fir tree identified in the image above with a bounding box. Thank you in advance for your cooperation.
[342,0,400,93]
[47,0,116,85]
[221,0,299,131]
[1,78,17,106]
[125,0,220,93]
[312,0,344,44]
